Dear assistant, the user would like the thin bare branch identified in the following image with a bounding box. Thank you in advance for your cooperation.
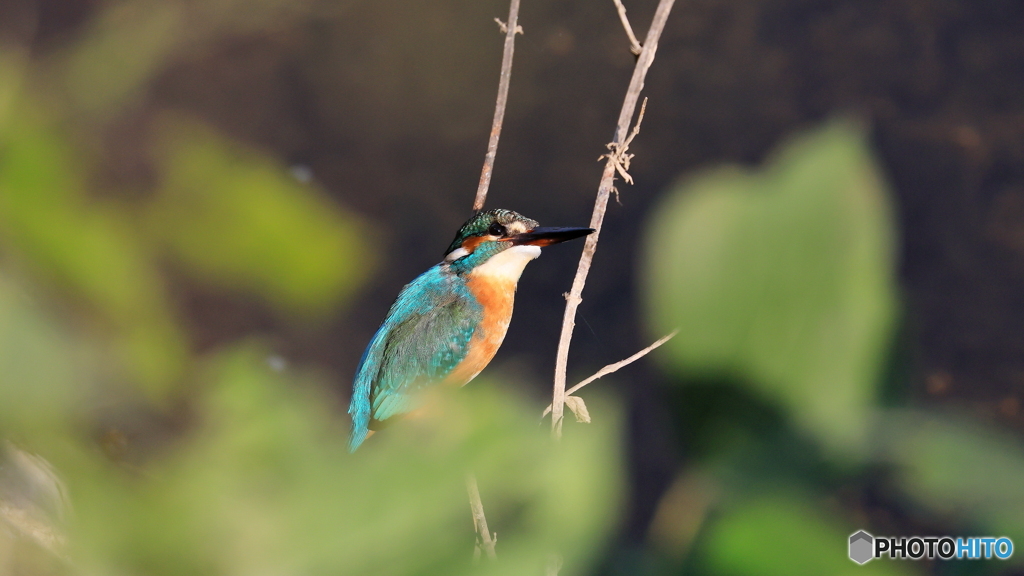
[612,0,643,56]
[473,0,522,211]
[551,0,676,438]
[465,0,522,563]
[466,473,497,561]
[542,330,677,419]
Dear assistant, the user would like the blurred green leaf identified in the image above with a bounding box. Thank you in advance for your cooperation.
[0,48,28,126]
[0,98,187,398]
[0,273,87,439]
[63,1,183,114]
[62,0,322,114]
[878,411,1024,549]
[644,119,897,454]
[67,346,622,576]
[700,495,916,576]
[148,117,372,318]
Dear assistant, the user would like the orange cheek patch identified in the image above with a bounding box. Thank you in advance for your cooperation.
[459,235,502,252]
[461,236,486,252]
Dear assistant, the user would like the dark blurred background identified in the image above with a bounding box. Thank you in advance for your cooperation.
[2,0,1024,574]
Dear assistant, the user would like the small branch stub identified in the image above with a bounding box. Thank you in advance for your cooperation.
[494,18,524,35]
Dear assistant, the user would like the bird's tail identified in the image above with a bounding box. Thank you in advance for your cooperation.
[348,322,385,452]
[348,403,370,452]
[348,424,368,452]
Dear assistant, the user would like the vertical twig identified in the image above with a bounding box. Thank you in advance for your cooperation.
[612,0,643,56]
[473,0,522,211]
[551,0,676,438]
[466,473,497,560]
[463,0,523,560]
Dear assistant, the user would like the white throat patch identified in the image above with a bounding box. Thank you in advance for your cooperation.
[470,245,541,283]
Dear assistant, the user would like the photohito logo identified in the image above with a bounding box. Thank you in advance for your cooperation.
[849,531,1013,564]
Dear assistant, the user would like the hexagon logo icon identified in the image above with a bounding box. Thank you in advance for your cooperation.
[849,530,874,564]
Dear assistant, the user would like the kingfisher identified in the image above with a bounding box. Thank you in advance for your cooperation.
[347,208,593,451]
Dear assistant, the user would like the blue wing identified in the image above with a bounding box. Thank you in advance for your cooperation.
[348,265,481,451]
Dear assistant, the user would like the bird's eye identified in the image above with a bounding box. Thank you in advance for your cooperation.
[487,222,507,237]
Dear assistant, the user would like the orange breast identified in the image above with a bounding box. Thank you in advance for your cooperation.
[445,275,516,386]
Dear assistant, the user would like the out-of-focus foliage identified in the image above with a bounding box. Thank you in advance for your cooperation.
[0,51,26,119]
[0,273,88,440]
[62,0,327,114]
[62,349,621,576]
[699,496,910,576]
[640,119,1024,575]
[0,97,186,398]
[878,412,1024,546]
[644,119,897,454]
[0,26,622,576]
[0,303,621,576]
[147,117,371,318]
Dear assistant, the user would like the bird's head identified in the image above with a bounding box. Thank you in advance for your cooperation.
[443,209,593,280]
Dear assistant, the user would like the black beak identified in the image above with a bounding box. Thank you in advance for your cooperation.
[511,226,595,247]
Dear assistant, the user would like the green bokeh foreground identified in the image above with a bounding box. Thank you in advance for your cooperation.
[63,349,622,576]
[0,64,622,575]
[645,119,897,455]
[642,120,1024,575]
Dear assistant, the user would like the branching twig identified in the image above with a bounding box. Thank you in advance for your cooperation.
[494,17,524,35]
[598,97,647,185]
[542,329,677,419]
[466,473,497,561]
[551,0,676,438]
[612,0,643,56]
[473,0,523,211]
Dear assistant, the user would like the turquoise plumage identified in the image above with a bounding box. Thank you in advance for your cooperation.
[348,265,481,450]
[347,209,592,451]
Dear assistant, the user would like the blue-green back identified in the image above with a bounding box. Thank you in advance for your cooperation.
[347,264,481,451]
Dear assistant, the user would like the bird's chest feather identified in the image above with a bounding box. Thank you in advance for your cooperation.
[444,275,514,385]
[445,246,539,384]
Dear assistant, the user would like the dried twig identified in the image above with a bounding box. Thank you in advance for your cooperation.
[551,0,676,438]
[473,0,523,211]
[463,1,524,559]
[598,97,647,185]
[542,329,677,419]
[466,473,497,561]
[612,0,643,56]
[494,17,524,35]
